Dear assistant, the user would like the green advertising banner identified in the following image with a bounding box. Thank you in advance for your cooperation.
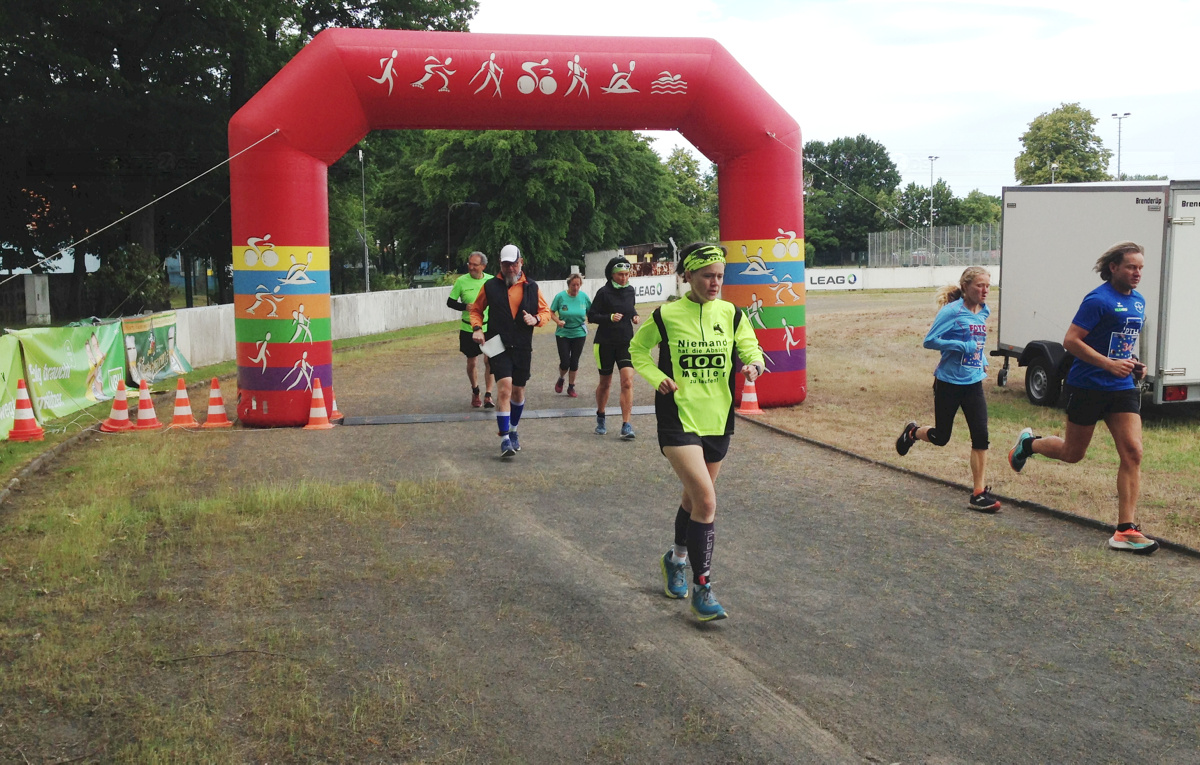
[8,325,126,421]
[0,334,25,440]
[122,311,191,386]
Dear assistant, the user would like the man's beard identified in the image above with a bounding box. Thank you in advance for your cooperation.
[504,268,522,286]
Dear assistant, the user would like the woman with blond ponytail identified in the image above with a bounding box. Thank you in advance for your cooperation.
[895,266,1000,512]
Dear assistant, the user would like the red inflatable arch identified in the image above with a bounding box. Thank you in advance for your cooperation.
[230,28,805,427]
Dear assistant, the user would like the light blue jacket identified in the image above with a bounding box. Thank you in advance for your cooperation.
[923,298,990,385]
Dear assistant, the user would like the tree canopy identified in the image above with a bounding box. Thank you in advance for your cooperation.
[1,0,478,310]
[802,135,901,263]
[1014,102,1112,185]
[334,130,715,284]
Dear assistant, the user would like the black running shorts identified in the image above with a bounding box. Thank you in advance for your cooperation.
[594,340,633,375]
[459,330,484,358]
[658,431,731,464]
[1064,385,1141,427]
[489,346,532,388]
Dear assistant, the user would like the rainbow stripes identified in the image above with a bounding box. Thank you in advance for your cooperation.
[722,237,807,391]
[233,245,332,424]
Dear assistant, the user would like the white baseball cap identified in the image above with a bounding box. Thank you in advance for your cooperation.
[500,244,521,262]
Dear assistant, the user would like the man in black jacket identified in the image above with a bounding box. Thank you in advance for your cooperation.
[588,256,640,440]
[468,244,552,458]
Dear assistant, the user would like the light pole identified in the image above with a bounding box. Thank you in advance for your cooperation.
[928,155,938,261]
[1051,161,1059,184]
[1112,112,1130,180]
[446,201,480,270]
[359,149,369,292]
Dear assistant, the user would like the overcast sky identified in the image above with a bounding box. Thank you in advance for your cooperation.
[471,0,1200,197]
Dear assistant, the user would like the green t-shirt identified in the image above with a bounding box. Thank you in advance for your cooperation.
[449,273,490,332]
[550,290,591,339]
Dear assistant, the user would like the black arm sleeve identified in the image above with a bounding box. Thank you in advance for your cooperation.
[447,297,468,311]
[587,288,611,325]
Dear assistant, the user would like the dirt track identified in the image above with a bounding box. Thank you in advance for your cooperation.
[210,316,1200,763]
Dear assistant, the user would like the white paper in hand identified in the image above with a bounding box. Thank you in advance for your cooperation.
[480,335,506,358]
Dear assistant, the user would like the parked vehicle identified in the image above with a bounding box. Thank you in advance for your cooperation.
[993,181,1200,406]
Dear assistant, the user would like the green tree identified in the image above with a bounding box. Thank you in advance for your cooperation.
[803,135,900,264]
[1014,102,1112,185]
[887,180,964,230]
[661,147,719,245]
[368,129,677,279]
[959,190,1002,224]
[0,0,477,314]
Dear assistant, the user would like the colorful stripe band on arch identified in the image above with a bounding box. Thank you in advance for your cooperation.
[230,28,805,425]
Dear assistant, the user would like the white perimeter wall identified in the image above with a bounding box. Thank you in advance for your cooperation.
[173,267,996,368]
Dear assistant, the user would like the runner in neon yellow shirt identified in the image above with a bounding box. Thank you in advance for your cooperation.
[446,251,493,408]
[630,242,765,621]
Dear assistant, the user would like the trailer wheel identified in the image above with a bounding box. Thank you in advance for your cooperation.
[1025,358,1061,406]
[997,369,1008,387]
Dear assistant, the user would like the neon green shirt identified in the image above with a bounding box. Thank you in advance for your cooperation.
[630,297,764,436]
[449,273,489,332]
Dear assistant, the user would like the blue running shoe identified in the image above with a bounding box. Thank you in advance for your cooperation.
[595,415,607,436]
[1008,427,1033,473]
[620,422,635,440]
[509,429,520,451]
[660,551,688,599]
[691,583,727,621]
[500,436,516,458]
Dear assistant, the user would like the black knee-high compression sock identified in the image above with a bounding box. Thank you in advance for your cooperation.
[674,506,690,547]
[686,519,715,585]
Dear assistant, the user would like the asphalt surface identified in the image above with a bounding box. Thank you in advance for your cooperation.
[216,319,1200,763]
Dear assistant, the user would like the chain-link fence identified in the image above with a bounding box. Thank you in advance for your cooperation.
[867,224,1000,268]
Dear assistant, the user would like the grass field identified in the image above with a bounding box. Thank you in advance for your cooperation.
[760,289,1200,549]
[2,292,1199,759]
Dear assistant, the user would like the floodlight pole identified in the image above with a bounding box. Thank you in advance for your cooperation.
[1112,112,1130,180]
[928,155,938,259]
[359,149,369,292]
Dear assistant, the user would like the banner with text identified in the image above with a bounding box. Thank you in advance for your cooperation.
[806,268,864,291]
[8,325,126,421]
[122,311,192,386]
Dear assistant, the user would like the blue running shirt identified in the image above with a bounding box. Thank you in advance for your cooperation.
[1065,282,1145,392]
[923,298,990,385]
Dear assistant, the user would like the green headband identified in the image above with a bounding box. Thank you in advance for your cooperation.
[682,245,726,273]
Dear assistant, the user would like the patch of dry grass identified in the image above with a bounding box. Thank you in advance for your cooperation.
[759,289,1200,548]
[0,432,502,763]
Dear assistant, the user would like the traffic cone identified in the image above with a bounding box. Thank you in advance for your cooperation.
[303,379,335,430]
[166,378,200,429]
[201,378,232,428]
[735,376,763,415]
[326,385,344,423]
[7,379,45,442]
[132,379,163,430]
[100,379,134,433]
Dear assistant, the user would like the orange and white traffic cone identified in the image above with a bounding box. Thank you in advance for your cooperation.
[201,377,232,428]
[8,378,45,442]
[303,379,334,430]
[326,385,344,423]
[166,378,200,429]
[132,379,163,431]
[735,376,763,415]
[100,379,134,433]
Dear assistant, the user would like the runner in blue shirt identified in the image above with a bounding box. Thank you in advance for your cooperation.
[896,267,1000,512]
[1008,241,1157,554]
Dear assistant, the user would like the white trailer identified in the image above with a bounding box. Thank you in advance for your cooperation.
[993,181,1200,406]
